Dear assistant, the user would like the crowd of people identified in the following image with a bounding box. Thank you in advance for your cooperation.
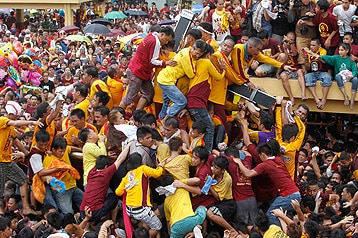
[0,0,358,238]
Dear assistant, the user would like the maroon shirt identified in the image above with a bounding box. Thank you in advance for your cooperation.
[186,81,211,109]
[80,164,117,211]
[313,12,340,48]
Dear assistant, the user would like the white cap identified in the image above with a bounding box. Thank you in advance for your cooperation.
[5,101,22,116]
[25,34,31,38]
[5,30,11,35]
[9,35,15,39]
[115,228,126,238]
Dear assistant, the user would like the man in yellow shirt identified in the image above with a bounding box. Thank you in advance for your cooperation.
[106,65,124,107]
[0,101,43,215]
[66,109,97,148]
[43,137,83,215]
[83,66,113,109]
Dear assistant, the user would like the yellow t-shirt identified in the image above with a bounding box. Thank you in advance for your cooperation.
[43,146,77,190]
[83,141,107,186]
[263,225,289,238]
[153,52,176,103]
[163,154,192,181]
[66,123,97,146]
[74,98,91,121]
[164,188,195,227]
[0,117,16,162]
[212,170,233,201]
[107,76,124,107]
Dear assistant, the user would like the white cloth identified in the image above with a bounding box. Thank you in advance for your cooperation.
[155,184,177,196]
[5,101,22,116]
[30,154,44,174]
[333,4,356,36]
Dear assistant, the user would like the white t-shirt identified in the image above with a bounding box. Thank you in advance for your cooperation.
[333,4,357,36]
[30,154,44,174]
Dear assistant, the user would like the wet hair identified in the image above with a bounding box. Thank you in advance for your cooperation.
[70,108,85,119]
[132,109,147,123]
[259,112,274,130]
[96,155,111,169]
[192,146,210,163]
[51,137,67,150]
[137,126,152,140]
[254,212,270,232]
[187,29,202,40]
[192,121,206,134]
[126,152,142,171]
[304,220,319,238]
[0,217,10,231]
[140,113,157,127]
[94,91,110,106]
[150,128,163,141]
[35,102,50,119]
[169,137,183,151]
[317,0,330,12]
[302,195,316,212]
[47,211,63,230]
[193,39,207,53]
[35,129,50,143]
[213,156,229,170]
[282,124,299,141]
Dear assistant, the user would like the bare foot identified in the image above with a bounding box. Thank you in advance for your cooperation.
[23,208,41,216]
[351,101,355,110]
[344,96,350,106]
[302,97,308,101]
[290,97,295,106]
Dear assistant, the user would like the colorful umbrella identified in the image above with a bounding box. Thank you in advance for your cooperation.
[59,25,80,33]
[104,29,126,37]
[83,24,111,35]
[91,18,113,26]
[104,11,127,20]
[66,35,92,45]
[118,33,147,44]
[7,66,21,86]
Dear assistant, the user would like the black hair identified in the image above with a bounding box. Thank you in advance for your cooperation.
[0,217,9,232]
[132,109,147,123]
[299,148,308,157]
[94,105,110,116]
[169,137,183,151]
[193,39,207,53]
[140,113,157,127]
[311,38,321,45]
[96,155,111,170]
[136,126,152,140]
[225,146,239,158]
[254,212,270,232]
[161,175,174,187]
[282,124,299,141]
[70,108,85,119]
[338,151,350,161]
[94,91,110,106]
[35,129,50,143]
[213,156,229,170]
[107,65,118,78]
[40,204,56,215]
[192,146,210,163]
[150,128,163,141]
[163,116,179,129]
[267,139,280,156]
[259,112,274,130]
[257,142,273,157]
[51,137,67,150]
[79,128,91,143]
[198,22,213,33]
[257,29,269,39]
[187,28,202,40]
[83,231,98,238]
[329,229,346,238]
[47,211,63,230]
[18,225,34,238]
[304,220,319,238]
[301,195,316,212]
[86,66,99,78]
[338,42,351,55]
[134,227,150,238]
[35,102,49,119]
[126,152,142,171]
[344,184,357,198]
[75,83,89,97]
[160,26,175,38]
[192,121,206,134]
[317,0,330,12]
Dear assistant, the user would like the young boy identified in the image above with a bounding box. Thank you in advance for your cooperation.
[42,137,83,215]
[129,126,155,167]
[207,156,238,237]
[81,144,130,222]
[79,128,107,188]
[115,152,164,238]
[188,121,206,150]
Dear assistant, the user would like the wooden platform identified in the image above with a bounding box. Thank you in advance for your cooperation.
[248,77,358,114]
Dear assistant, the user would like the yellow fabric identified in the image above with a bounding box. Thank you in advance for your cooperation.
[263,225,289,238]
[231,44,283,82]
[164,188,195,227]
[176,76,190,96]
[189,58,224,91]
[74,98,91,121]
[157,47,196,86]
[43,146,77,190]
[115,165,163,207]
[215,9,230,31]
[0,117,16,162]
[248,129,260,144]
[99,121,109,135]
[153,52,176,103]
[162,154,192,181]
[207,39,219,52]
[209,51,245,105]
[32,117,56,151]
[107,76,124,107]
[66,123,97,146]
[157,143,171,163]
[82,141,107,186]
[308,47,327,63]
[89,79,113,109]
[212,170,233,201]
[275,107,306,180]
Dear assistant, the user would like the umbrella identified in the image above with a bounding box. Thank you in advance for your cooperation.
[104,29,126,37]
[59,25,79,33]
[104,11,127,20]
[0,9,12,15]
[118,33,147,44]
[91,18,113,26]
[124,10,148,16]
[65,35,92,45]
[158,20,176,26]
[83,24,111,35]
[24,9,39,17]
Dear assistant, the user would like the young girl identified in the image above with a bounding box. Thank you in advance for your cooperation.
[314,43,358,109]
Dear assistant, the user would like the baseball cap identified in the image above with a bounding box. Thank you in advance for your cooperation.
[5,101,22,116]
